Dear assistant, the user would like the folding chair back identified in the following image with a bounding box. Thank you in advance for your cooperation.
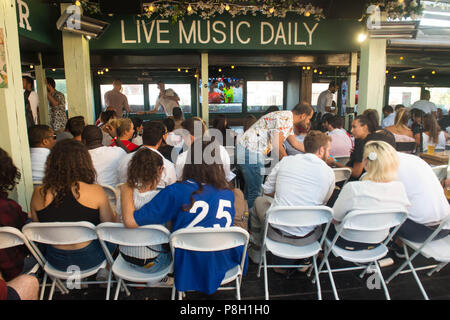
[395,142,417,153]
[169,227,249,299]
[22,222,98,246]
[431,165,447,183]
[338,209,408,243]
[265,206,333,230]
[0,226,28,249]
[334,156,350,165]
[332,168,352,185]
[170,226,249,253]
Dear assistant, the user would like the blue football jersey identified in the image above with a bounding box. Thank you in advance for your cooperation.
[133,180,248,294]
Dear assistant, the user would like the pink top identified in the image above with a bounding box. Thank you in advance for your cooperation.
[393,133,415,143]
[328,129,353,157]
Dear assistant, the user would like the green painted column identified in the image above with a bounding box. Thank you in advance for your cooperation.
[201,53,209,125]
[35,52,49,125]
[0,0,33,211]
[60,3,94,124]
[357,38,387,117]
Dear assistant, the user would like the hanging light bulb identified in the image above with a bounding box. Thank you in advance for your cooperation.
[75,0,81,7]
[411,75,415,79]
[231,65,235,69]
[400,56,404,60]
[187,5,192,12]
[306,66,311,70]
[305,11,311,17]
[30,65,34,69]
[52,68,56,72]
[218,68,222,72]
[319,71,323,75]
[432,70,436,75]
[302,66,306,70]
[149,5,155,12]
[177,68,181,72]
[393,76,397,79]
[225,4,230,11]
[185,69,189,73]
[386,70,389,74]
[105,68,109,72]
[313,69,317,73]
[269,8,275,14]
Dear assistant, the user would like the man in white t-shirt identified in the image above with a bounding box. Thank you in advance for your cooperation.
[117,121,176,188]
[410,90,437,117]
[28,125,56,183]
[82,125,126,187]
[148,81,180,117]
[316,82,338,116]
[395,152,450,243]
[23,76,39,125]
[248,131,335,264]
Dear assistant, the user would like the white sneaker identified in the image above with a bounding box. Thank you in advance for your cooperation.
[147,276,174,288]
[248,247,261,265]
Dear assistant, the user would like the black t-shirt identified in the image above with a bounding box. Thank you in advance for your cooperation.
[346,130,396,180]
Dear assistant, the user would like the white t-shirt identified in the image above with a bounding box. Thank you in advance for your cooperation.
[28,91,39,124]
[166,132,184,149]
[328,129,353,157]
[333,180,410,243]
[263,153,335,236]
[316,90,333,115]
[89,146,126,187]
[117,146,177,188]
[397,152,449,225]
[420,131,447,152]
[382,112,396,129]
[410,100,437,114]
[155,89,179,116]
[175,144,235,182]
[30,147,50,182]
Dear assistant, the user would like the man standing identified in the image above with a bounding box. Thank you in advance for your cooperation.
[148,81,180,116]
[248,131,335,264]
[316,82,338,117]
[22,76,39,126]
[28,125,56,182]
[46,77,67,133]
[410,90,437,117]
[237,102,314,210]
[104,79,130,118]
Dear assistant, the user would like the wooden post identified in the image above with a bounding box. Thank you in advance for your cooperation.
[0,0,33,210]
[201,53,209,125]
[60,3,94,124]
[35,52,49,125]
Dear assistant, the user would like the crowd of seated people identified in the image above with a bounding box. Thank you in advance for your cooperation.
[2,101,450,300]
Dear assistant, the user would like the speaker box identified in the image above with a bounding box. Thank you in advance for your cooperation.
[99,0,143,14]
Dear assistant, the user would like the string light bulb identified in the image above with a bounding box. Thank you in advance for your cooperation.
[269,8,275,14]
[305,11,311,17]
[30,65,34,69]
[149,5,155,12]
[105,68,109,72]
[386,70,389,74]
[302,66,306,70]
[231,65,235,69]
[393,76,397,79]
[218,68,222,72]
[75,0,81,7]
[225,4,230,11]
[400,56,404,60]
[411,75,415,79]
[177,68,181,72]
[187,5,192,12]
[306,66,311,70]
[52,68,56,72]
[313,69,317,73]
[319,71,323,75]
[185,69,189,73]
[432,70,436,75]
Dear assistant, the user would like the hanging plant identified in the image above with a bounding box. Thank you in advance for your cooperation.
[365,0,424,20]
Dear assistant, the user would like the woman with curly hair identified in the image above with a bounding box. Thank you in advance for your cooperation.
[30,139,118,272]
[117,148,167,269]
[0,149,29,281]
[121,139,247,295]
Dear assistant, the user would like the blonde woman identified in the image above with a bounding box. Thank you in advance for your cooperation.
[385,108,415,142]
[327,140,410,250]
[108,118,139,152]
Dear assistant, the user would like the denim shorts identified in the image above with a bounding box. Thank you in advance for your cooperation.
[45,240,116,272]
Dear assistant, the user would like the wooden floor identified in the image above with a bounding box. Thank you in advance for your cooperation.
[51,250,450,300]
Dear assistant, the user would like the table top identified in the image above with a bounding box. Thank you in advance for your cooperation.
[420,151,450,166]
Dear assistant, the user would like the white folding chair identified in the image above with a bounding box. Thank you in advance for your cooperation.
[386,215,450,300]
[169,227,249,300]
[333,167,352,185]
[101,184,120,211]
[96,222,173,300]
[0,226,69,296]
[257,206,333,300]
[334,156,350,165]
[431,165,447,184]
[22,222,109,300]
[317,209,408,300]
